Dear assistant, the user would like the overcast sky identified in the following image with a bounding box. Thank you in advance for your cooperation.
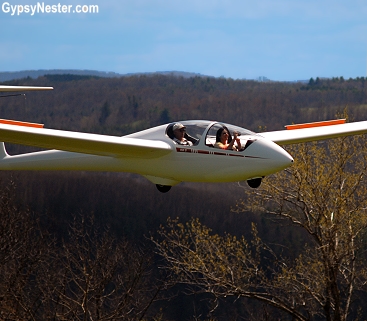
[1,0,367,81]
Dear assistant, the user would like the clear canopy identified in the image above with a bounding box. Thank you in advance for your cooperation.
[172,121,256,148]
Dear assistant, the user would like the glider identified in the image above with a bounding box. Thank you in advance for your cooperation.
[0,85,53,92]
[0,85,367,192]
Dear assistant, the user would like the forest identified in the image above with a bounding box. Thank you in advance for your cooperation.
[1,74,367,320]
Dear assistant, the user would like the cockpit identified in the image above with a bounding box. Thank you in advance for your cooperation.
[166,120,257,151]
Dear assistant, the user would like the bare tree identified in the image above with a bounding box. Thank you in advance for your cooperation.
[0,184,166,320]
[50,215,164,321]
[153,135,367,321]
[0,181,55,321]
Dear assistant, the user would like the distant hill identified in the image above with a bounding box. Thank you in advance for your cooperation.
[0,69,208,82]
[1,73,366,137]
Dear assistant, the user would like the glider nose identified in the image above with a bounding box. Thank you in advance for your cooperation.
[270,140,294,167]
[246,137,293,173]
[275,145,294,169]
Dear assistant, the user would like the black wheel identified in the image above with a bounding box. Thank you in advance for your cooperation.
[247,178,262,188]
[156,184,172,193]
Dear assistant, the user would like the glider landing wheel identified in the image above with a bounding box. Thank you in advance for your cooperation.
[247,178,262,189]
[156,184,172,193]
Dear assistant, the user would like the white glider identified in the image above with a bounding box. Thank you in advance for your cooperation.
[0,85,53,92]
[0,86,366,192]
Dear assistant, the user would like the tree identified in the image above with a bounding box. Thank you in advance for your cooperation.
[308,78,315,86]
[0,184,166,320]
[242,136,367,321]
[99,101,110,124]
[44,215,165,321]
[0,182,55,321]
[159,108,171,124]
[153,135,367,320]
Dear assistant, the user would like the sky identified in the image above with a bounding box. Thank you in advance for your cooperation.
[1,0,367,81]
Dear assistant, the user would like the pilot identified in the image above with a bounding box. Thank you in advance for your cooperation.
[172,123,193,146]
[214,127,241,151]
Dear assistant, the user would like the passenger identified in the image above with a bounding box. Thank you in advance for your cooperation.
[172,123,193,146]
[214,127,241,151]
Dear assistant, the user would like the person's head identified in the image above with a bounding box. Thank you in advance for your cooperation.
[173,123,186,140]
[216,126,232,143]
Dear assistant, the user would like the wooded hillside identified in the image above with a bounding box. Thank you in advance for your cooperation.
[1,74,367,320]
[3,75,367,136]
[2,73,366,239]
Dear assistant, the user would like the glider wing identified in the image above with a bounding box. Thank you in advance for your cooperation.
[0,85,53,92]
[261,120,367,145]
[0,123,172,158]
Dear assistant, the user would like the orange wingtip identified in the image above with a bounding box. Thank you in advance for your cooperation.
[0,118,44,128]
[286,119,346,130]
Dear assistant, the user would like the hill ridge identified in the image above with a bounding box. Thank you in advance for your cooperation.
[0,69,208,82]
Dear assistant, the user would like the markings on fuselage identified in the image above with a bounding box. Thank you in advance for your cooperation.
[176,147,239,156]
[175,147,266,159]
